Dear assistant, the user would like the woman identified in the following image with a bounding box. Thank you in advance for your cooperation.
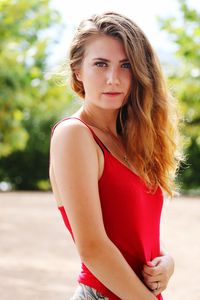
[49,11,181,300]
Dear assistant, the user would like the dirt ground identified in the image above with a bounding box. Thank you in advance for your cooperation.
[0,192,200,300]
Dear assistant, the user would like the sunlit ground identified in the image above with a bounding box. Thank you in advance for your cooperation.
[0,192,200,300]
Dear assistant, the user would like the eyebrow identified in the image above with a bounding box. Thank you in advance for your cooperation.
[92,57,129,63]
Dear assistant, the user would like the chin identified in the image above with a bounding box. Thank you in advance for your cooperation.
[103,105,123,111]
[102,100,124,109]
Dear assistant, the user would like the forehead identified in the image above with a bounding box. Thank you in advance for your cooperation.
[84,35,127,60]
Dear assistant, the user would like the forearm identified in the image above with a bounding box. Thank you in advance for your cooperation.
[81,238,157,300]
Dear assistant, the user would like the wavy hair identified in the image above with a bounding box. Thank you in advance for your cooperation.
[68,11,183,196]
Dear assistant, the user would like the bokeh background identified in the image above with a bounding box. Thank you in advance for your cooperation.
[0,0,200,299]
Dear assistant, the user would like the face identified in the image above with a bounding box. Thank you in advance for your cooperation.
[76,35,132,110]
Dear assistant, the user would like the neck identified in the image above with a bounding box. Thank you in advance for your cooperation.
[78,105,119,136]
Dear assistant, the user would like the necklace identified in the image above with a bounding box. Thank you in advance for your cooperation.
[85,120,132,169]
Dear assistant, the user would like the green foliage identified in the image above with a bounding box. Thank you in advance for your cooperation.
[0,0,59,156]
[178,137,200,188]
[158,0,200,190]
[0,0,75,189]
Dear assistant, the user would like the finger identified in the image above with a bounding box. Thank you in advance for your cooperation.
[143,277,158,290]
[144,279,163,295]
[152,283,164,296]
[153,288,162,296]
[153,280,168,296]
[143,257,163,275]
[142,272,162,283]
[146,261,155,267]
[151,257,162,267]
[144,259,159,267]
[148,281,160,291]
[143,264,162,276]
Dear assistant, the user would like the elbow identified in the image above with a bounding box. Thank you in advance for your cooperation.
[77,236,108,263]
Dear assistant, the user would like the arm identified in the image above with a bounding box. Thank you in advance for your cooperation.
[50,120,156,300]
[142,242,175,296]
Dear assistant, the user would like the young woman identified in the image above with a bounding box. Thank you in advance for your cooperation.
[49,11,181,300]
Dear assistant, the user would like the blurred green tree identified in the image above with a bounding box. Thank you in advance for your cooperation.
[159,0,200,191]
[0,0,75,190]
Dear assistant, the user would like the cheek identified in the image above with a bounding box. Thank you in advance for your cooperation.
[83,68,103,82]
[120,68,131,78]
[124,73,132,89]
[89,71,104,87]
[82,75,100,95]
[124,78,132,99]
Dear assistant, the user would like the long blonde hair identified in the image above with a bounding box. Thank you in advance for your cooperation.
[68,11,183,196]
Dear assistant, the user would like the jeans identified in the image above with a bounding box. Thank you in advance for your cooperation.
[70,283,109,300]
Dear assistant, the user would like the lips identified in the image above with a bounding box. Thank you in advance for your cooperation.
[103,92,122,96]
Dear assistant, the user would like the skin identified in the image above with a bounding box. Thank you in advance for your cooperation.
[75,34,132,136]
[142,247,175,296]
[50,34,174,299]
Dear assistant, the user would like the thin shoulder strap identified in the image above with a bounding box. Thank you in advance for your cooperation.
[51,117,110,153]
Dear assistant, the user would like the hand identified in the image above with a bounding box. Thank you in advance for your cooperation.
[142,254,175,296]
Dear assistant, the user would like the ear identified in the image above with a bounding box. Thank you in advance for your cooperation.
[75,70,82,82]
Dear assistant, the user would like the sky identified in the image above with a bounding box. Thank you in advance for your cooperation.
[49,0,198,67]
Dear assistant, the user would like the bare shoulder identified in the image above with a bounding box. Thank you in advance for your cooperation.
[51,118,96,153]
[52,118,92,142]
[50,118,99,170]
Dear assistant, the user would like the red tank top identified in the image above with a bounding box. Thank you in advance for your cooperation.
[50,117,163,300]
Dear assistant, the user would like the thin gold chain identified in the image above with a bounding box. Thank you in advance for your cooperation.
[84,120,132,168]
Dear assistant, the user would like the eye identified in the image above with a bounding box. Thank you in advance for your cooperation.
[95,62,107,67]
[121,62,131,69]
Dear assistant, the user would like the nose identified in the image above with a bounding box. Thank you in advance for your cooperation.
[106,67,120,85]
